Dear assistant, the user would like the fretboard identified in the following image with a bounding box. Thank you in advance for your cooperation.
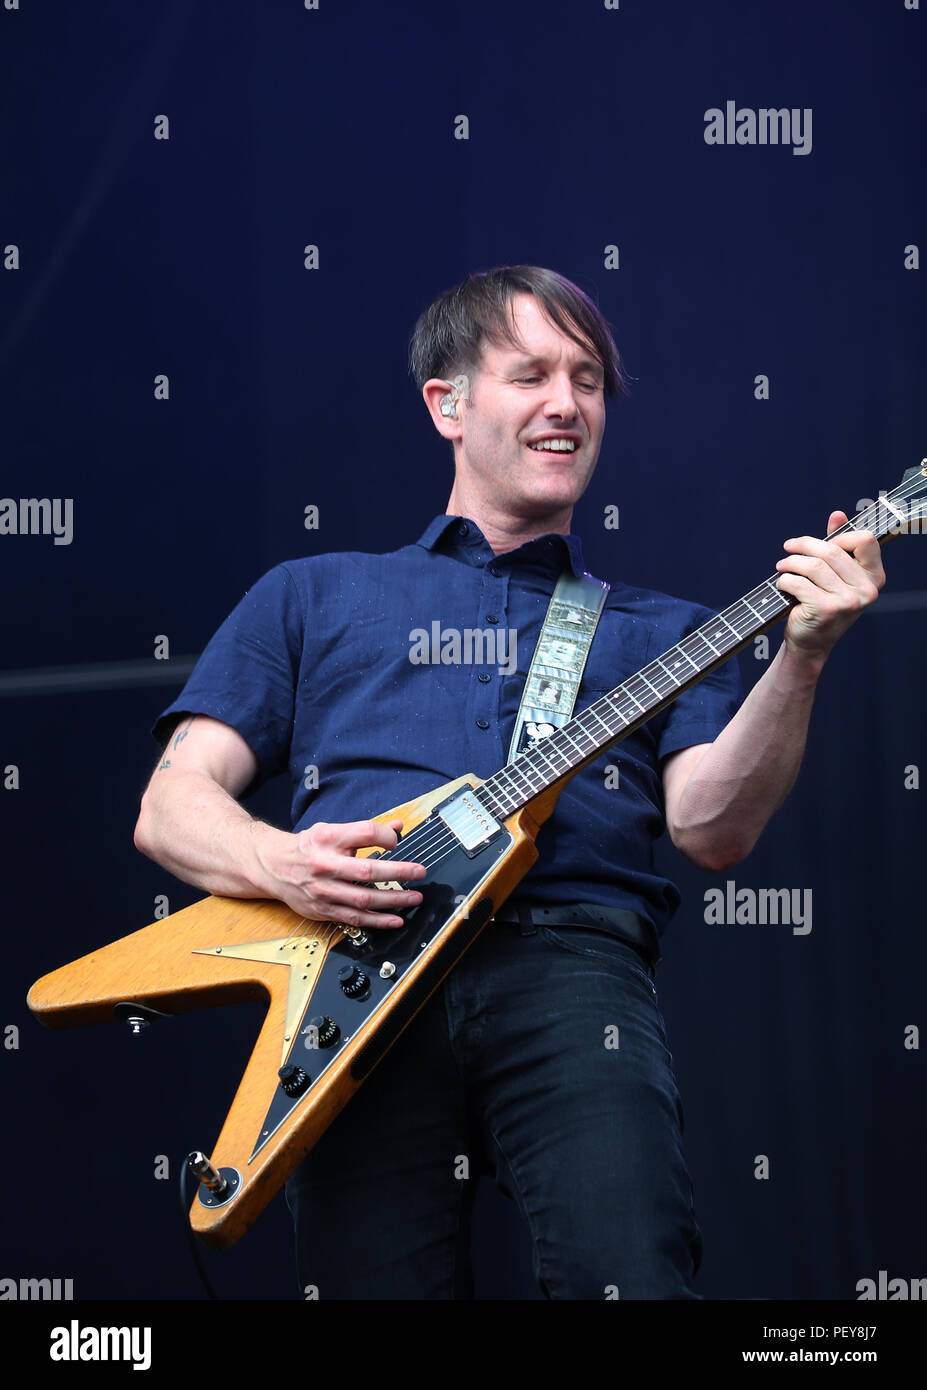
[474,572,791,821]
[471,465,927,822]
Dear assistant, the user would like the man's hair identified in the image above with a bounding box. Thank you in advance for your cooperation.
[408,265,630,402]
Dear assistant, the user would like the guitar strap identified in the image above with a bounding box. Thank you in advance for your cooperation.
[507,568,611,763]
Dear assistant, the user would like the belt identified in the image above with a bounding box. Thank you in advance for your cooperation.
[490,899,662,970]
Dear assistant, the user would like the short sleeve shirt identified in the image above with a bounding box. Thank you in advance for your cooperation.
[153,515,743,935]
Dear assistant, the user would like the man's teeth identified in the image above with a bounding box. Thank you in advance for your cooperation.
[528,439,576,452]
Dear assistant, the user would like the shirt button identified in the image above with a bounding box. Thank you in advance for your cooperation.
[478,673,491,683]
[488,565,501,578]
[476,719,490,730]
[457,521,469,537]
[486,614,499,624]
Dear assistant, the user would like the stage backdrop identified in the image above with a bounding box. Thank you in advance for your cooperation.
[1,0,925,1302]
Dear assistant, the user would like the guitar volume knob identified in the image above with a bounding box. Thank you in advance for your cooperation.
[278,1064,311,1097]
[307,1014,340,1049]
[338,964,369,998]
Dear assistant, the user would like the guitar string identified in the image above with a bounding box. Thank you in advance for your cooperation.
[351,477,926,879]
[284,476,927,913]
[272,477,925,938]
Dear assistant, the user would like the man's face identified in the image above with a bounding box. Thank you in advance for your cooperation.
[453,293,607,523]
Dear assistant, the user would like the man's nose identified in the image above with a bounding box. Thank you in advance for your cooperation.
[544,374,579,417]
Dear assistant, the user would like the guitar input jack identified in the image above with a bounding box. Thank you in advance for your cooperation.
[187,1152,241,1208]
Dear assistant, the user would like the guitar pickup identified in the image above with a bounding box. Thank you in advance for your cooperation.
[437,790,502,855]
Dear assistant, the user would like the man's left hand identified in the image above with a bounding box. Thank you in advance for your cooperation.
[774,510,886,664]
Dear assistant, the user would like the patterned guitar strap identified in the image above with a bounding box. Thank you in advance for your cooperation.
[507,568,611,763]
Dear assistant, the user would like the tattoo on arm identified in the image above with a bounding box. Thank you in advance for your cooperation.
[172,716,197,750]
[159,759,171,771]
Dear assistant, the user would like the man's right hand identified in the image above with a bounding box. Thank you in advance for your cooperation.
[134,714,425,928]
[251,818,426,929]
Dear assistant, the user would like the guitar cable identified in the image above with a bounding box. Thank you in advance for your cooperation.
[179,1154,219,1300]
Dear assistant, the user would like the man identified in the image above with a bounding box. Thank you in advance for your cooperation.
[134,266,884,1299]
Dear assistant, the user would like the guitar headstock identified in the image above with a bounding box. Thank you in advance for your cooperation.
[839,459,927,543]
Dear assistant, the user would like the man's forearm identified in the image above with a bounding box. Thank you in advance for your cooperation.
[134,768,427,929]
[134,771,284,898]
[669,643,827,870]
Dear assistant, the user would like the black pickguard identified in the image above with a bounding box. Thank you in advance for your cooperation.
[250,817,513,1160]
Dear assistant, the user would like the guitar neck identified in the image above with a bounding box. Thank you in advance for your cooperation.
[472,469,927,824]
[475,570,792,821]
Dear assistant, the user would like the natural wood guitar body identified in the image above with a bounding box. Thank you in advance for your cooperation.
[28,773,547,1247]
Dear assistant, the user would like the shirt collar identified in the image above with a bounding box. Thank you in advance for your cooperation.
[415,513,589,579]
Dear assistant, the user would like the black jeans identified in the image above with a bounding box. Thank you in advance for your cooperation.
[285,919,702,1299]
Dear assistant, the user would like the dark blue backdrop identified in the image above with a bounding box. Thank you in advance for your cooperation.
[1,0,925,1303]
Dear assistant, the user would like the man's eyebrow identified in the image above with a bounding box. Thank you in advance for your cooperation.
[510,353,604,377]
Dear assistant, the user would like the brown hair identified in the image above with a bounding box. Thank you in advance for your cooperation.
[408,265,630,401]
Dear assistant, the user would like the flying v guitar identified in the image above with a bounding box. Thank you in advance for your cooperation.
[27,465,927,1248]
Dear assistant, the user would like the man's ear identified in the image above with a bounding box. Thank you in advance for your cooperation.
[422,375,470,438]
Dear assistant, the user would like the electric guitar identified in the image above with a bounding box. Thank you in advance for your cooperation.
[27,465,927,1248]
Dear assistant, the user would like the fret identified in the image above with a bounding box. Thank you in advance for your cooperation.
[494,765,528,801]
[491,777,520,812]
[517,761,547,790]
[580,707,614,740]
[646,663,675,693]
[603,696,630,728]
[482,795,508,823]
[880,494,908,526]
[699,628,726,655]
[731,613,755,642]
[637,683,662,710]
[665,647,699,677]
[683,633,716,665]
[477,779,510,814]
[570,722,599,751]
[638,671,663,700]
[502,764,540,802]
[754,583,783,611]
[558,728,589,758]
[614,697,644,728]
[514,760,541,792]
[528,742,570,778]
[654,655,683,686]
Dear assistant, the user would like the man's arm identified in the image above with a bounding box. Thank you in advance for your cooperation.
[134,714,426,929]
[662,512,885,871]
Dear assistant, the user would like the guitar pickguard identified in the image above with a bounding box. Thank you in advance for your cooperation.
[250,818,513,1160]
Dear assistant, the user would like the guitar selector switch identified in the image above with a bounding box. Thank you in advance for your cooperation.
[338,964,370,998]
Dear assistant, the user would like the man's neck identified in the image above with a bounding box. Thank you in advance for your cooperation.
[444,490,573,557]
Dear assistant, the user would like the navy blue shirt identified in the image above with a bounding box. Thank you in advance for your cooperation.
[153,515,743,936]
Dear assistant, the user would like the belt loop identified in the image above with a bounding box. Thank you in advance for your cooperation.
[517,902,537,937]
